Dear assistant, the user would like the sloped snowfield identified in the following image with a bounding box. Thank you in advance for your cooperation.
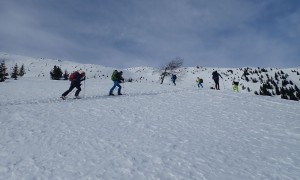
[1,78,300,179]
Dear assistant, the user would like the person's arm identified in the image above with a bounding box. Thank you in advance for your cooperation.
[80,76,86,81]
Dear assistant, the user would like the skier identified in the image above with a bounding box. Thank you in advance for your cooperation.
[109,70,124,96]
[196,77,203,88]
[61,71,86,99]
[171,74,177,86]
[232,81,239,92]
[212,71,223,90]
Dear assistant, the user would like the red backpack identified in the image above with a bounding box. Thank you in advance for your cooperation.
[69,71,80,81]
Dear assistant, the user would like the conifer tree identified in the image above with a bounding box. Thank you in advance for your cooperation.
[11,63,19,80]
[295,85,300,93]
[0,60,8,82]
[287,87,298,101]
[296,92,300,100]
[50,65,63,80]
[19,64,25,76]
[275,85,280,95]
[63,70,69,80]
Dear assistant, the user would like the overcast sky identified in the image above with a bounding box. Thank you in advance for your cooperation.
[0,0,299,68]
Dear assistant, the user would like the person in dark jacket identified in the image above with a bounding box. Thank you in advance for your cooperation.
[61,71,86,99]
[171,74,177,86]
[109,70,124,95]
[212,71,223,90]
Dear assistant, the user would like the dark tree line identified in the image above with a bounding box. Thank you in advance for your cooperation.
[0,61,25,82]
[50,65,69,80]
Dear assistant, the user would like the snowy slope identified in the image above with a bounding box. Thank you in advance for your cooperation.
[1,78,300,179]
[1,53,300,179]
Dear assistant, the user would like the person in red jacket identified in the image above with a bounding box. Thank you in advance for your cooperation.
[61,71,86,99]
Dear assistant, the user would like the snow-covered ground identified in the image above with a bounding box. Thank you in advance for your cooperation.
[1,76,300,179]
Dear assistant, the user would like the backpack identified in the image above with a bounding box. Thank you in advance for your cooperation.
[69,71,80,81]
[111,70,118,81]
[197,78,203,83]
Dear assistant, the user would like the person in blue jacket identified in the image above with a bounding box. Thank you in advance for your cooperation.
[171,74,177,86]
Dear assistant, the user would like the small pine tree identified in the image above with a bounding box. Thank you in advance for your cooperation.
[50,65,63,80]
[296,92,300,100]
[19,64,25,76]
[287,90,298,101]
[63,70,69,80]
[295,85,300,92]
[11,63,19,80]
[281,94,288,100]
[275,85,280,95]
[275,72,279,81]
[0,60,8,82]
[252,78,258,83]
[282,79,289,87]
[260,84,272,96]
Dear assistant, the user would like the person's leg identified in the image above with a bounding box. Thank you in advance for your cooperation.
[109,81,118,95]
[75,85,81,96]
[216,80,220,90]
[117,83,122,94]
[214,79,218,90]
[62,84,75,97]
[233,85,238,92]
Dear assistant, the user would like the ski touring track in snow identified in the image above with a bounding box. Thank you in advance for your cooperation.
[0,89,186,107]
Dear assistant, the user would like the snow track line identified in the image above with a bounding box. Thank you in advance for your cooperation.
[0,89,187,107]
[0,95,125,106]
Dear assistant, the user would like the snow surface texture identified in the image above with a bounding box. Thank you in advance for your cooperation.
[1,78,300,179]
[1,53,300,179]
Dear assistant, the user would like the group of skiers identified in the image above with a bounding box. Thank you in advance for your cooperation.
[60,70,239,99]
[60,70,124,100]
[171,70,239,92]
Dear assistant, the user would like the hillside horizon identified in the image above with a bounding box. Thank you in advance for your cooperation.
[1,52,300,101]
[1,52,299,69]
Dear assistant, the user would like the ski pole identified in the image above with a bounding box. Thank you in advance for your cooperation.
[66,88,76,98]
[84,66,86,98]
[222,79,226,90]
[83,79,86,98]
